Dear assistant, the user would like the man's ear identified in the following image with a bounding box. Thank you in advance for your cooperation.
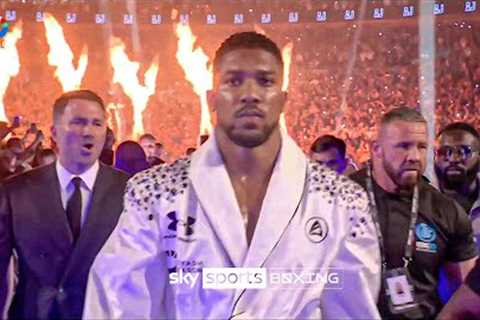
[207,90,216,113]
[50,125,57,143]
[371,140,381,158]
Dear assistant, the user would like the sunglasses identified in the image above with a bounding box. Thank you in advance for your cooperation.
[436,145,478,160]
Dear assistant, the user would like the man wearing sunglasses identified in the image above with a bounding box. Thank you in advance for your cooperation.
[435,122,480,246]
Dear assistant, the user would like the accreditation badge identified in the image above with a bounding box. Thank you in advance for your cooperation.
[384,268,422,315]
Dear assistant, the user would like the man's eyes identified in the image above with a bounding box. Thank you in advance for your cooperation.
[70,119,103,126]
[225,77,242,86]
[224,76,275,86]
[70,119,85,125]
[258,77,275,86]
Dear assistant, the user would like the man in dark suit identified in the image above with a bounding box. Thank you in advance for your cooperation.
[0,89,129,319]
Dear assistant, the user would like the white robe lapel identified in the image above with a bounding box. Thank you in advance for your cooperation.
[243,131,307,268]
[190,133,248,267]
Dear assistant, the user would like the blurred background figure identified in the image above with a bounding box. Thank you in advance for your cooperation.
[0,117,21,142]
[434,122,480,247]
[0,149,19,180]
[100,127,115,165]
[33,148,56,167]
[138,133,164,166]
[152,142,166,165]
[3,138,28,176]
[114,140,150,176]
[0,126,45,180]
[310,134,351,174]
[5,137,24,158]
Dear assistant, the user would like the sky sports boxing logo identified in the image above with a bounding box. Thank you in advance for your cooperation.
[169,267,343,290]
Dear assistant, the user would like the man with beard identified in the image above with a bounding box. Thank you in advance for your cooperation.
[434,122,480,245]
[138,133,165,166]
[350,107,478,319]
[83,32,381,319]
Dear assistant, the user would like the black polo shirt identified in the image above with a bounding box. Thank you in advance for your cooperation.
[350,168,478,319]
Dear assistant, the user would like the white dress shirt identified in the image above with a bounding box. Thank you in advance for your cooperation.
[56,161,100,227]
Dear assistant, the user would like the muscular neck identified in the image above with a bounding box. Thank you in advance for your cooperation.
[216,129,281,181]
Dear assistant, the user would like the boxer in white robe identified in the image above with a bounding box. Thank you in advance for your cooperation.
[83,32,381,319]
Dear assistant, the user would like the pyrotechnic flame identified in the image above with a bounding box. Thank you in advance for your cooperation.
[109,37,158,138]
[280,42,293,130]
[43,13,87,91]
[174,22,213,136]
[107,102,125,142]
[0,21,22,122]
[253,24,266,35]
[171,9,179,21]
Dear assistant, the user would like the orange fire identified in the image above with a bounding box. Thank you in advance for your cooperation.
[43,13,87,91]
[0,21,22,122]
[107,102,125,142]
[174,22,213,136]
[253,24,267,35]
[280,42,293,130]
[109,37,158,139]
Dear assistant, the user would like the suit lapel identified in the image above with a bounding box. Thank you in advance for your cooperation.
[190,131,307,270]
[75,165,113,245]
[242,134,307,268]
[61,165,119,280]
[190,135,248,267]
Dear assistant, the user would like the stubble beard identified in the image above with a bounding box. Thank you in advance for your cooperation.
[224,121,278,148]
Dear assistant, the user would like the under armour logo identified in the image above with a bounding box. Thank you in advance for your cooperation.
[167,211,196,236]
[305,217,329,243]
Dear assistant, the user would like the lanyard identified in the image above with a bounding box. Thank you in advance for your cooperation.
[366,162,419,271]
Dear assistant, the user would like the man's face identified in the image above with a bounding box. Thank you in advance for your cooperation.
[39,154,56,167]
[0,150,17,173]
[52,99,106,173]
[208,48,286,148]
[434,130,479,189]
[139,138,156,158]
[311,148,347,174]
[104,129,116,150]
[375,120,428,190]
[7,140,24,156]
[154,144,164,158]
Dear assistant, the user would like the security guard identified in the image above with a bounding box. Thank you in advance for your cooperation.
[350,107,478,319]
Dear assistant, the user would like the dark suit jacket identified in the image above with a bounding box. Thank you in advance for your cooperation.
[0,162,129,319]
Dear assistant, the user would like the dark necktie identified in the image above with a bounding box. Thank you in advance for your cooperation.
[66,177,82,242]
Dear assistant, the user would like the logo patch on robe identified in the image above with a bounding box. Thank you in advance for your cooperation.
[305,217,329,243]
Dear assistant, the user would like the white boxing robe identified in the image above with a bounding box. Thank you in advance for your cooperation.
[83,131,381,319]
